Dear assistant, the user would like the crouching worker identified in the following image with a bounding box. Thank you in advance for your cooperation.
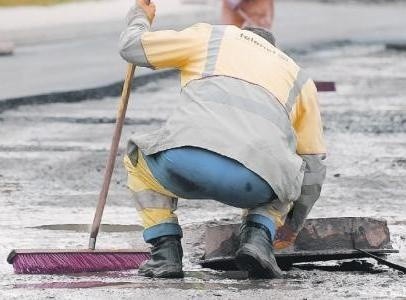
[119,0,327,279]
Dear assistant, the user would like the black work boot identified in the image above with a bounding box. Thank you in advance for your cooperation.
[138,236,184,278]
[235,222,283,279]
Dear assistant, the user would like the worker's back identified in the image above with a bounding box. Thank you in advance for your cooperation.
[139,24,324,155]
[142,23,299,108]
[120,19,325,205]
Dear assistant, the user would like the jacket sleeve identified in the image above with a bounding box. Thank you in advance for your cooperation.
[275,80,327,249]
[290,79,326,155]
[290,79,327,229]
[274,154,326,250]
[286,154,326,233]
[119,5,206,69]
[119,5,153,68]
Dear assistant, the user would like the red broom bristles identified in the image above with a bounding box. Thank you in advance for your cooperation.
[9,251,150,274]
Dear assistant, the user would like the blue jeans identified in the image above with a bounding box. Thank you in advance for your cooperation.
[138,147,279,241]
[144,147,277,208]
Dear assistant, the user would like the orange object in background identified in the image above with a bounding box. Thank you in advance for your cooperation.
[222,0,274,29]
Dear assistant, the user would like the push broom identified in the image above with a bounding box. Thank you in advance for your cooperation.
[7,63,151,274]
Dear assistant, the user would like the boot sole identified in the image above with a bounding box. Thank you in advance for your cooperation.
[138,270,184,278]
[138,266,184,279]
[235,244,283,279]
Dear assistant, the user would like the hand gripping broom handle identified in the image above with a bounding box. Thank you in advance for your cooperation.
[89,64,136,250]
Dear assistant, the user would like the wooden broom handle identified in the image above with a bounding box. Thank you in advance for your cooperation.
[89,64,136,249]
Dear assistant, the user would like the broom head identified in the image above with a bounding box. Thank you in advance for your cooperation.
[7,249,150,274]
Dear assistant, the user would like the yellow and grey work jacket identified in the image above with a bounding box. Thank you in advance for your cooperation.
[119,5,327,210]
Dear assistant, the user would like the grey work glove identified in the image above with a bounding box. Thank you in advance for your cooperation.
[274,154,326,250]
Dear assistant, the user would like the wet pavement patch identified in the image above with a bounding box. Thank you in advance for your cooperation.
[13,281,127,289]
[11,278,304,291]
[10,271,251,290]
[11,280,240,290]
[30,224,144,233]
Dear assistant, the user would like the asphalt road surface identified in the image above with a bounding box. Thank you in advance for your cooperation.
[0,42,405,299]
